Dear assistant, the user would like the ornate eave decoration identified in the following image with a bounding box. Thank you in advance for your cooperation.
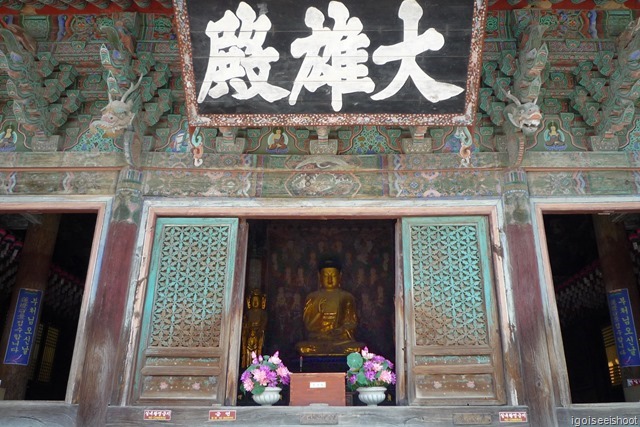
[173,0,487,127]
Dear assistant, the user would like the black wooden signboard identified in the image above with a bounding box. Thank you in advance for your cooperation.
[174,0,486,126]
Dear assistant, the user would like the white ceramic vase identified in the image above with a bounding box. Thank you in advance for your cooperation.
[356,386,387,406]
[252,386,282,406]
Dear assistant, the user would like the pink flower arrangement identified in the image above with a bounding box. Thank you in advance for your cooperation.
[240,351,291,395]
[346,347,396,391]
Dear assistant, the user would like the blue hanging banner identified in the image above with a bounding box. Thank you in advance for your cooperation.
[608,288,640,368]
[3,288,43,366]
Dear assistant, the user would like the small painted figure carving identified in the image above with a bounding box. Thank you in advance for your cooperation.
[267,128,288,151]
[543,121,565,148]
[0,123,17,151]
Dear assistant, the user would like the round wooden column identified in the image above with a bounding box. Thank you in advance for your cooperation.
[0,214,60,400]
[502,170,557,426]
[593,214,640,399]
[76,168,143,427]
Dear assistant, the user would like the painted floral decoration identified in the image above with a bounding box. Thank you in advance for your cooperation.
[346,347,396,391]
[240,351,290,395]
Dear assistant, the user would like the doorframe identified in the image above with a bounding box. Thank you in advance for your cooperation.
[531,196,640,408]
[0,196,112,403]
[125,198,519,406]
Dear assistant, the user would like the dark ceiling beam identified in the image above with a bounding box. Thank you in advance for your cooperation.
[0,0,172,12]
[489,0,639,9]
[36,0,69,9]
[0,0,638,14]
[0,0,25,10]
[84,0,112,9]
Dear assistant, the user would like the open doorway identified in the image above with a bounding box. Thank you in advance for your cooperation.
[544,213,640,403]
[238,219,396,405]
[0,213,96,400]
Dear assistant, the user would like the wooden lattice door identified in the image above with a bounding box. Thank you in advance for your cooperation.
[133,218,241,405]
[401,216,505,405]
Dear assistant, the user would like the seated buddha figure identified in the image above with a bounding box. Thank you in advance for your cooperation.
[296,259,365,356]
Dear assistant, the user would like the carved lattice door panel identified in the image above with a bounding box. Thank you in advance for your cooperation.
[402,217,505,405]
[133,218,240,404]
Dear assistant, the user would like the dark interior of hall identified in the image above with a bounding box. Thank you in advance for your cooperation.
[4,212,640,404]
[545,213,640,404]
[0,213,95,400]
[238,219,397,406]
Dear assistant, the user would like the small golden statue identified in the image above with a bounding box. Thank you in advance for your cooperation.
[241,289,267,368]
[296,259,364,356]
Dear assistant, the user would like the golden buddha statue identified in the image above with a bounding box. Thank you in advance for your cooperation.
[296,259,364,356]
[241,289,267,368]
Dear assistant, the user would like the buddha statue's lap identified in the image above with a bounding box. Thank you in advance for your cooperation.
[296,261,364,356]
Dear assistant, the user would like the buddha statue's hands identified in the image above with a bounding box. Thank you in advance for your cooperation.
[317,297,327,313]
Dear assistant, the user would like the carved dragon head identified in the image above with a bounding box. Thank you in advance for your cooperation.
[504,90,542,136]
[90,75,143,138]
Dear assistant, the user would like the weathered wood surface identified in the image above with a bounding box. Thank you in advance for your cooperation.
[5,151,639,173]
[0,402,77,427]
[3,401,640,426]
[224,219,249,406]
[394,219,408,405]
[0,171,119,196]
[522,152,640,170]
[0,403,531,426]
[506,224,555,427]
[503,176,557,427]
[505,222,557,427]
[3,402,640,426]
[3,151,640,199]
[106,405,530,426]
[0,153,127,169]
[76,220,140,427]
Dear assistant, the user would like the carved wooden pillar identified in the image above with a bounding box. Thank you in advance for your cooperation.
[592,214,640,400]
[501,170,557,426]
[0,214,60,399]
[76,168,143,427]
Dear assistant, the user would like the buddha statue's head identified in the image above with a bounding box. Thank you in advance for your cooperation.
[318,259,342,290]
[247,289,266,309]
[320,267,340,290]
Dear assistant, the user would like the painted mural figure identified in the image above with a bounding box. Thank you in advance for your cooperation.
[267,128,288,151]
[543,121,566,148]
[371,0,464,102]
[289,1,374,112]
[0,123,17,151]
[197,1,289,103]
